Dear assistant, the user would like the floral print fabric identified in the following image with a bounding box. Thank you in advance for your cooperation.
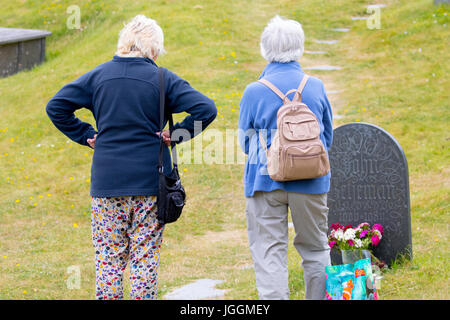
[91,196,164,300]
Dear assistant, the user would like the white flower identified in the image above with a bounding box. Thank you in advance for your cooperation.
[343,228,356,241]
[354,239,363,248]
[334,229,344,241]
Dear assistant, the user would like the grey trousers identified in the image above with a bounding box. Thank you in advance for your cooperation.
[246,190,330,300]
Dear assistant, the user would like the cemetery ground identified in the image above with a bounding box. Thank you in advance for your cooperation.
[0,0,448,300]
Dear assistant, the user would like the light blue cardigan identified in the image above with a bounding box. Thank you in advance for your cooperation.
[238,61,333,198]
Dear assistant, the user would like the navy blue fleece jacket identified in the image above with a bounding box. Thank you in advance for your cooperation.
[46,56,216,197]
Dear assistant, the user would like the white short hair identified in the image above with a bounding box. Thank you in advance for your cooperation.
[260,15,305,63]
[116,15,166,59]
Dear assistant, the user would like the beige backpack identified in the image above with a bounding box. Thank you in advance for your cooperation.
[258,75,330,181]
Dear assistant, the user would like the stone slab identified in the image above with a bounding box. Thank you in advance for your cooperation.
[0,27,51,45]
[304,65,342,71]
[0,27,51,77]
[314,39,339,44]
[164,279,226,300]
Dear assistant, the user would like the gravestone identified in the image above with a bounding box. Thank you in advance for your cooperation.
[0,27,51,78]
[327,123,412,266]
[434,0,449,4]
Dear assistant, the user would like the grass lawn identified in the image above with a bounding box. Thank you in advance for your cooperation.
[0,0,448,299]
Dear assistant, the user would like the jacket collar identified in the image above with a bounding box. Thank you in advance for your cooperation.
[259,61,302,79]
[112,55,157,66]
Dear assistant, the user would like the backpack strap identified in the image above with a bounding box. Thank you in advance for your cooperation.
[293,74,309,102]
[258,79,285,100]
[258,75,310,102]
[297,74,310,93]
[258,130,268,154]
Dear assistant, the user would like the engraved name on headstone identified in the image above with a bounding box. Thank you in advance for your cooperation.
[328,123,412,266]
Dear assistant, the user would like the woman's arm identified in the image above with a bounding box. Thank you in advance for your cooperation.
[238,85,256,155]
[46,72,98,147]
[164,68,217,143]
[321,83,333,150]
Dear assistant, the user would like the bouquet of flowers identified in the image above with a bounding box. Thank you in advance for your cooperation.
[328,222,384,251]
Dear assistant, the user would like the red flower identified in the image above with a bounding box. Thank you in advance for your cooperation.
[331,223,343,231]
[348,240,354,246]
[344,224,353,231]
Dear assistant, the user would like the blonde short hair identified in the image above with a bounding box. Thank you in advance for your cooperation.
[260,15,305,63]
[116,15,166,59]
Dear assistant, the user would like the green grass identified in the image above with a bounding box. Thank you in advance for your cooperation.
[0,0,448,300]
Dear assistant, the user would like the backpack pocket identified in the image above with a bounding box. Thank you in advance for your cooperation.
[282,114,321,141]
[283,144,329,180]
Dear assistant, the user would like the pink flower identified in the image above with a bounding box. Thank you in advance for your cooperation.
[360,230,368,238]
[328,241,337,248]
[372,224,384,235]
[371,234,380,246]
[348,240,354,246]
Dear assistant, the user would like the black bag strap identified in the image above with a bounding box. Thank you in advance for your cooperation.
[158,67,178,173]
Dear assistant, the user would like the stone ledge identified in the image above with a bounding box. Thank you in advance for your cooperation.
[0,27,51,45]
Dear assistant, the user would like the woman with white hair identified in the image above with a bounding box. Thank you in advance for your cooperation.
[239,16,333,300]
[46,15,216,300]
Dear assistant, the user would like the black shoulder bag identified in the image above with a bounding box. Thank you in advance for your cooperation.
[157,67,186,226]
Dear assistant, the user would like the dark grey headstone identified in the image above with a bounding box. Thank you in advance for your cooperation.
[327,123,412,266]
[0,27,51,78]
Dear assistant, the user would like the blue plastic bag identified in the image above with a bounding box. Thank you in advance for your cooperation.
[325,258,378,300]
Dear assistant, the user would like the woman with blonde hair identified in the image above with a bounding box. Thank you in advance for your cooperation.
[46,15,216,300]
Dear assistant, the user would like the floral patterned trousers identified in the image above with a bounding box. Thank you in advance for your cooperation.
[91,196,164,300]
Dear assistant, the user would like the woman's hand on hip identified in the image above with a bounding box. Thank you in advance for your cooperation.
[87,134,97,149]
[156,130,171,147]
